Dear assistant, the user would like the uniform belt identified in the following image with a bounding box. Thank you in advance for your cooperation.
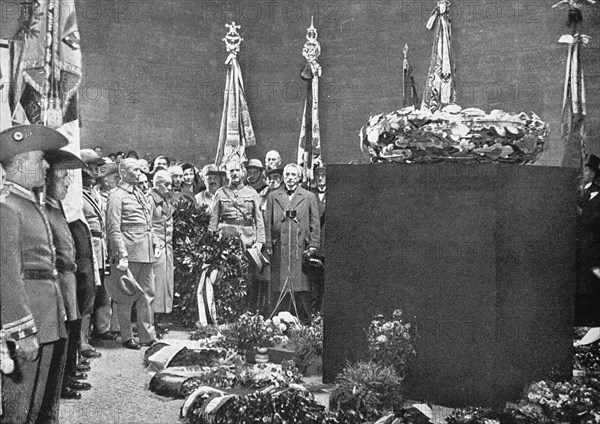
[23,269,58,280]
[120,223,150,231]
[220,218,253,226]
[91,230,103,238]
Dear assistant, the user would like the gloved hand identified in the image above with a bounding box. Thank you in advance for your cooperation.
[592,267,600,280]
[252,242,263,252]
[17,334,39,362]
[117,257,129,272]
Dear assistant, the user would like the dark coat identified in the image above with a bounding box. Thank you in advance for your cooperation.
[577,183,600,294]
[264,186,320,291]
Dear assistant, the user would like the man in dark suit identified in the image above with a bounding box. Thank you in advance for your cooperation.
[576,154,600,336]
[264,163,320,323]
[309,164,326,313]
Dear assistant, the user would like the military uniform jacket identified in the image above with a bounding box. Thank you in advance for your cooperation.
[46,197,80,321]
[106,181,156,263]
[83,185,107,270]
[209,185,266,244]
[1,184,67,344]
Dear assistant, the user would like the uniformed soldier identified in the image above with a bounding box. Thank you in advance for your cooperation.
[44,149,90,399]
[0,125,69,424]
[245,158,268,193]
[80,149,117,344]
[94,161,120,339]
[106,158,159,349]
[209,159,266,313]
[195,164,226,211]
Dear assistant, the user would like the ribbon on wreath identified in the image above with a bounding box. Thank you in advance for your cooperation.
[197,264,220,326]
[421,0,455,112]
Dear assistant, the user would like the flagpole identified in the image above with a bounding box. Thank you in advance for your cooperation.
[298,16,322,188]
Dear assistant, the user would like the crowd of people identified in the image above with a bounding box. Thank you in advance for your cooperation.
[0,124,326,422]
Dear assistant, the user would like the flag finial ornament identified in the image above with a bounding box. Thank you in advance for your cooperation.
[223,22,243,58]
[302,16,321,77]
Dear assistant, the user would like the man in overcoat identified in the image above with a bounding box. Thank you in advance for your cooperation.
[106,158,158,349]
[0,125,69,424]
[147,170,174,334]
[264,163,320,323]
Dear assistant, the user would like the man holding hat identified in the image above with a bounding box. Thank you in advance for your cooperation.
[106,158,159,349]
[44,149,90,399]
[209,159,267,314]
[196,164,226,211]
[246,158,268,193]
[0,125,69,423]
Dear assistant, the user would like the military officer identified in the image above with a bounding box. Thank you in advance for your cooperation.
[1,125,69,424]
[209,159,266,313]
[106,158,158,349]
[44,149,90,399]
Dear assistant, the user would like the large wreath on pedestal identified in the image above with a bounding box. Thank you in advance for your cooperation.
[360,105,548,164]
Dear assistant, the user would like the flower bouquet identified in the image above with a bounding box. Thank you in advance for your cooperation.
[367,309,416,380]
[234,312,288,353]
[360,105,548,164]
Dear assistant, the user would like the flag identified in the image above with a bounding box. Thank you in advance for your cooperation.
[297,19,322,187]
[558,12,589,169]
[421,0,455,112]
[402,44,419,109]
[215,23,255,169]
[12,0,84,222]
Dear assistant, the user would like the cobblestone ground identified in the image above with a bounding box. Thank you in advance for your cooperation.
[59,329,451,424]
[60,330,189,424]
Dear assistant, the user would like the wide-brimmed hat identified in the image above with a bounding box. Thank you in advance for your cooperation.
[246,159,264,170]
[80,149,105,166]
[44,149,85,169]
[202,164,226,177]
[266,167,283,177]
[0,125,68,163]
[247,246,270,271]
[105,266,144,303]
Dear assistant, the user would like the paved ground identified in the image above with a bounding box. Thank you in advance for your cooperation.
[59,328,452,424]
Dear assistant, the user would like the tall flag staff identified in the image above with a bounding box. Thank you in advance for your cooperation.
[10,0,84,223]
[297,16,322,188]
[553,0,594,170]
[402,44,420,108]
[215,22,256,169]
[421,0,455,112]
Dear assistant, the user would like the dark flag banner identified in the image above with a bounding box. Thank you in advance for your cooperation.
[215,23,256,169]
[421,0,455,112]
[402,44,419,109]
[555,3,590,169]
[297,19,322,187]
[11,0,84,222]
